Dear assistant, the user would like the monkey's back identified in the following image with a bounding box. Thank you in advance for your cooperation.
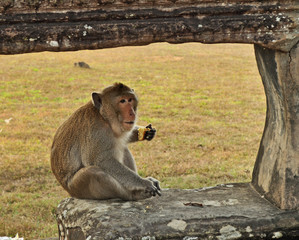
[50,101,105,189]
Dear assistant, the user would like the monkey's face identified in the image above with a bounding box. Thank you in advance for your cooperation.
[92,83,139,136]
[117,95,137,131]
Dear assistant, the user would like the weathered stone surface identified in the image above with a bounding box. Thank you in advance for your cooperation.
[252,41,299,210]
[56,183,299,240]
[0,1,298,54]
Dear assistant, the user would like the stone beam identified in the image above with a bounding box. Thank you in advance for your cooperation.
[0,0,298,54]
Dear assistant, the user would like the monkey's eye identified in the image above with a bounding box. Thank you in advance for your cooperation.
[128,98,133,102]
[120,99,126,103]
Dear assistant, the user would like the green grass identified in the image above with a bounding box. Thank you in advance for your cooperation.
[0,43,266,239]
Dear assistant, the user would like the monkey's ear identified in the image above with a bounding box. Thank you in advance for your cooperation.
[91,92,102,110]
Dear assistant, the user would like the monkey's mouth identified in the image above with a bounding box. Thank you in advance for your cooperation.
[124,121,134,125]
[123,121,135,130]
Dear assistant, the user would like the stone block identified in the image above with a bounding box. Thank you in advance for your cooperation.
[56,183,299,239]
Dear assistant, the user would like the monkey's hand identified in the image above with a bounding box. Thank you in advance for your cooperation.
[147,177,161,196]
[132,178,161,200]
[138,124,156,141]
[144,177,161,198]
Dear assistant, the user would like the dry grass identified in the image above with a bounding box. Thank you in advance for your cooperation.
[0,43,265,239]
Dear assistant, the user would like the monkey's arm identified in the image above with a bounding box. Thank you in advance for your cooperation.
[100,157,161,199]
[129,126,140,142]
[129,124,156,143]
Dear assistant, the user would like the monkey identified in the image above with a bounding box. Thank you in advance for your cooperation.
[74,61,91,68]
[50,83,161,201]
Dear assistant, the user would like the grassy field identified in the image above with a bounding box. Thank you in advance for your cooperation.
[0,43,265,239]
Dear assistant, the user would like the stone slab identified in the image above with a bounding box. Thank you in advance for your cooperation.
[56,183,299,239]
[0,1,298,54]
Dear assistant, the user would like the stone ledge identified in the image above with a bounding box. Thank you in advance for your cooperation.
[56,183,299,239]
[0,1,298,54]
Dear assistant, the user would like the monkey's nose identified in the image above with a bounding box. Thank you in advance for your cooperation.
[129,109,135,117]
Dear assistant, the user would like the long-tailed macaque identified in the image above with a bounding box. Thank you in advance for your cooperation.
[50,83,161,200]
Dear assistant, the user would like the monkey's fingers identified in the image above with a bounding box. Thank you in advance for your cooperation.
[156,189,162,196]
[153,180,161,191]
[145,124,152,129]
[147,177,161,191]
[146,185,161,197]
[156,183,161,191]
[151,187,161,197]
[144,128,156,141]
[146,187,157,197]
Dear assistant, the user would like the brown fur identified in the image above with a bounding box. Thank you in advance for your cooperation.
[51,83,160,200]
